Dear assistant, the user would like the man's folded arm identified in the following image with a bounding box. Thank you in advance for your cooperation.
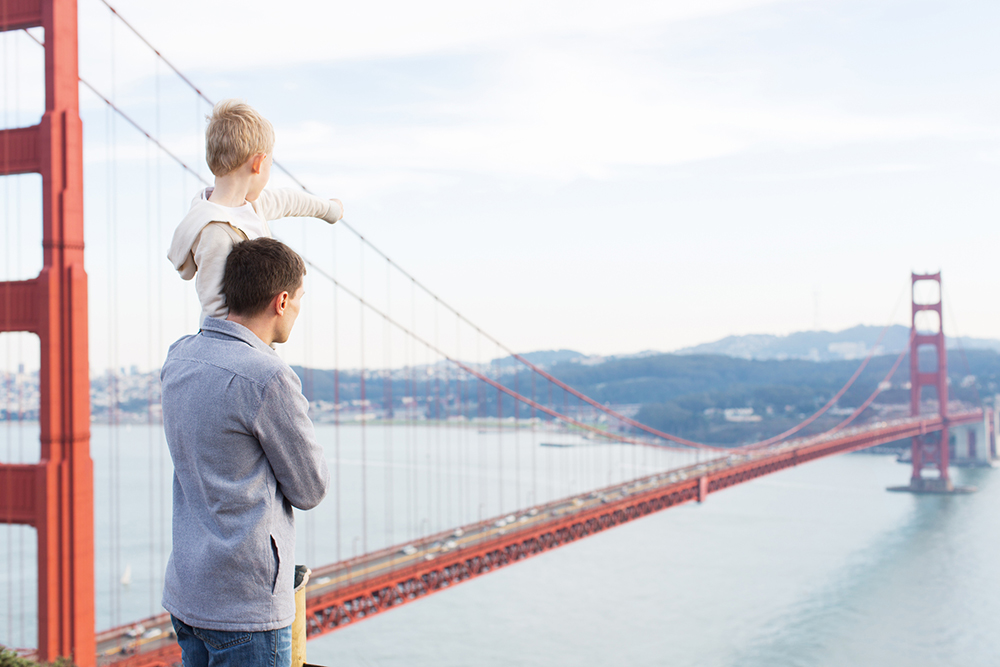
[253,368,330,510]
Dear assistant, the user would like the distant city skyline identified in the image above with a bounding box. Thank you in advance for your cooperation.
[4,321,999,377]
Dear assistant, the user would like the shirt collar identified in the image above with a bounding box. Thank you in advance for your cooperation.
[200,316,278,356]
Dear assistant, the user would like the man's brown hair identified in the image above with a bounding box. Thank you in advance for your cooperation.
[205,99,275,176]
[223,238,306,316]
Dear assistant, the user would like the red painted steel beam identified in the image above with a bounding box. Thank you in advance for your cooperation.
[0,0,94,664]
[0,464,38,525]
[0,0,42,31]
[0,125,43,175]
[0,278,43,333]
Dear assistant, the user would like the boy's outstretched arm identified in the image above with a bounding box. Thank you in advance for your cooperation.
[255,188,344,224]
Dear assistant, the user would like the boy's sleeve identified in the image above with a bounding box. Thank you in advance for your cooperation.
[192,223,236,320]
[256,188,343,224]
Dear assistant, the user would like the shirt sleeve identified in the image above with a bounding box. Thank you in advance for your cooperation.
[252,367,330,510]
[192,223,236,321]
[255,188,343,224]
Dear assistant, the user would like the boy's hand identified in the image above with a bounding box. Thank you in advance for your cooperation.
[331,198,344,221]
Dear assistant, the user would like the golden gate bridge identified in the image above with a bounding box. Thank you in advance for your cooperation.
[0,1,995,665]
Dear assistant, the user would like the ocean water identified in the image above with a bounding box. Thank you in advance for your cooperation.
[305,451,1000,667]
[2,423,999,666]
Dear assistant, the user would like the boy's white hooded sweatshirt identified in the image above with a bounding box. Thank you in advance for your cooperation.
[168,187,342,323]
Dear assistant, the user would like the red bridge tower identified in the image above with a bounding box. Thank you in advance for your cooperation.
[0,0,95,665]
[908,272,952,492]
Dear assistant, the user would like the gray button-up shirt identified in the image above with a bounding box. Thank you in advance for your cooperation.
[160,317,330,631]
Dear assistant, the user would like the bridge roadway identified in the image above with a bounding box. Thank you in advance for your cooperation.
[96,411,982,666]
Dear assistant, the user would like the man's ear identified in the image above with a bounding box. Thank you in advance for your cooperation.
[251,153,267,175]
[273,290,290,315]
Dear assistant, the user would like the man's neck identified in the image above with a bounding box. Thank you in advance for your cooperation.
[226,313,276,346]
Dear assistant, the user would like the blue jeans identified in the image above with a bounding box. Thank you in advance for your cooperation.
[170,615,291,667]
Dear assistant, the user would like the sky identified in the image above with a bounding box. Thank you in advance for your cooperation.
[1,0,998,372]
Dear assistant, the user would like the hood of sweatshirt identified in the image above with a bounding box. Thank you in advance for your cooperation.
[167,188,247,280]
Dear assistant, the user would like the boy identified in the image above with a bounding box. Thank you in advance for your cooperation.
[168,99,343,324]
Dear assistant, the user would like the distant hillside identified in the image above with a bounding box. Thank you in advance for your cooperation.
[673,325,1000,362]
[535,348,1000,445]
[540,349,998,408]
[493,349,584,368]
[279,347,1000,446]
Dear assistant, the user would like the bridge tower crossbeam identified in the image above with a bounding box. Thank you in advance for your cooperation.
[0,0,95,664]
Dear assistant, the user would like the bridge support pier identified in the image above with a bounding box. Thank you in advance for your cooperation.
[697,475,709,502]
[949,413,996,468]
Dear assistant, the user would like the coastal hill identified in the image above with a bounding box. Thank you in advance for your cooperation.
[671,324,1000,362]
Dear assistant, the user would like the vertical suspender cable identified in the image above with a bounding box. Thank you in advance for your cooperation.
[531,371,537,506]
[608,394,614,484]
[496,346,503,514]
[305,226,316,565]
[145,126,155,617]
[444,342,451,528]
[155,57,167,603]
[16,342,24,647]
[455,315,464,524]
[448,352,454,527]
[631,398,638,480]
[434,307,442,530]
[446,326,453,528]
[112,17,124,627]
[402,295,411,542]
[424,340,431,532]
[563,387,569,495]
[409,279,416,541]
[104,18,119,626]
[435,357,442,530]
[547,379,553,503]
[477,335,485,520]
[514,368,520,509]
[384,261,392,548]
[332,229,341,562]
[359,242,367,554]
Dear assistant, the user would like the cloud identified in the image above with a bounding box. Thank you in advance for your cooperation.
[266,42,971,193]
[83,0,802,71]
[70,0,989,198]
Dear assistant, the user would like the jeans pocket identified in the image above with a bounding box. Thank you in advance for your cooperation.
[191,626,253,650]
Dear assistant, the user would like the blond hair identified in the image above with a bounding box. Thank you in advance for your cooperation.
[205,99,275,176]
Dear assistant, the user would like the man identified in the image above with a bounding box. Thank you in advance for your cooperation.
[160,237,329,667]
